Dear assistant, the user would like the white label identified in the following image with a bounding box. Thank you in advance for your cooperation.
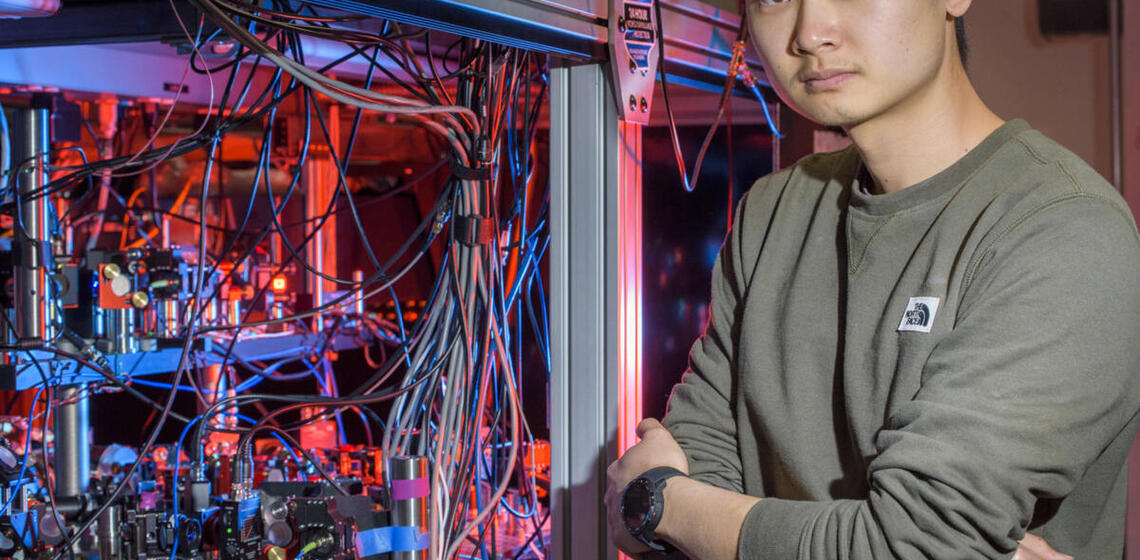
[898,297,940,333]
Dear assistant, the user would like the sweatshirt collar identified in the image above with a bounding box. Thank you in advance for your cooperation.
[847,119,1031,216]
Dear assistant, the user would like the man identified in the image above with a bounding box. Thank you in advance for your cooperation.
[605,0,1140,559]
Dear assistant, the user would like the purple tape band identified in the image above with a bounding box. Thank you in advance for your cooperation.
[391,477,430,500]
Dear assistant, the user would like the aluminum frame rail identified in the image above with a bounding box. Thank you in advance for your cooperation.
[549,58,650,560]
[0,0,765,100]
[299,0,608,59]
[297,0,768,91]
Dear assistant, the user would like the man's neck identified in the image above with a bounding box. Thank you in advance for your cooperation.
[846,62,1005,195]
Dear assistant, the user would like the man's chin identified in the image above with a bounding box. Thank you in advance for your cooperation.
[793,107,863,130]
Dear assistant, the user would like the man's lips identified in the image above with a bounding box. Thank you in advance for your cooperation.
[801,69,855,91]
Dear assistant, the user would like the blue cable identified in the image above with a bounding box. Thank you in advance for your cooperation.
[0,100,9,199]
[167,413,205,560]
[133,353,329,396]
[748,81,784,139]
[320,358,348,446]
[130,378,220,393]
[387,286,413,366]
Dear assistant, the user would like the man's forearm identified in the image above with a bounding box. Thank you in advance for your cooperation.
[656,476,761,560]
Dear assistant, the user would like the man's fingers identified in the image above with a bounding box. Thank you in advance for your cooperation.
[636,418,664,439]
[1015,534,1073,560]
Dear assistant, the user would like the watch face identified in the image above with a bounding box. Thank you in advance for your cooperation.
[621,478,654,532]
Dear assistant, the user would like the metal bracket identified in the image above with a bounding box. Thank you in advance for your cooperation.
[608,0,658,124]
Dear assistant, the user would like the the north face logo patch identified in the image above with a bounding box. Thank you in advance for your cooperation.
[898,297,940,333]
[904,304,931,327]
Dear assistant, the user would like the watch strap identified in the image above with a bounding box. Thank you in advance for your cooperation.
[626,466,686,552]
[640,466,685,491]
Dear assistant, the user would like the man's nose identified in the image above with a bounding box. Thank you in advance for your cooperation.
[791,0,841,56]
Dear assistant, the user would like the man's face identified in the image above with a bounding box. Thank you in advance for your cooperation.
[747,0,955,129]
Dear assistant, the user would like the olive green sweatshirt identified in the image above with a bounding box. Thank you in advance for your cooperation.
[662,120,1140,559]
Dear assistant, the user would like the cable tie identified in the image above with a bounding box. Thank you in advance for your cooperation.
[454,214,496,246]
[449,157,491,181]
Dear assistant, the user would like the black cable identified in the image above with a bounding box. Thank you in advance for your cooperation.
[16,40,370,210]
[22,341,194,425]
[51,122,222,560]
[509,509,550,560]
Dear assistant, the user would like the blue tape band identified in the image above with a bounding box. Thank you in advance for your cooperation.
[354,526,430,556]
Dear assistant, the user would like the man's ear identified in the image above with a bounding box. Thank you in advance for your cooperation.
[945,0,973,19]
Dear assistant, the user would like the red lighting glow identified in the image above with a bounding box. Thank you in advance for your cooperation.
[271,276,287,292]
[618,121,643,456]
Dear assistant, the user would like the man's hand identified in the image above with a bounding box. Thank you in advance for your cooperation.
[1013,534,1072,560]
[605,418,689,555]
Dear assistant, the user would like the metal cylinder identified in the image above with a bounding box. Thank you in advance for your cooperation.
[159,299,180,338]
[14,103,53,342]
[104,308,136,354]
[200,364,223,414]
[228,299,241,327]
[54,385,90,498]
[389,456,428,560]
[303,152,333,330]
[353,270,364,316]
[97,504,121,559]
[204,298,218,326]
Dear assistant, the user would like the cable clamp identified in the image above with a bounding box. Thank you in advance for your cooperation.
[15,240,50,270]
[454,214,495,246]
[449,157,491,181]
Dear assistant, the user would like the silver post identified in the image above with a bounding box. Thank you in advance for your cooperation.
[54,385,90,498]
[104,308,136,354]
[353,270,364,315]
[390,456,428,560]
[97,505,121,558]
[14,100,53,342]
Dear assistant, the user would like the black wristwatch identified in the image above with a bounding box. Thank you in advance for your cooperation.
[621,466,686,552]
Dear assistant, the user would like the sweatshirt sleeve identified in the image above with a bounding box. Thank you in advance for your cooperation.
[737,196,1140,558]
[661,191,755,494]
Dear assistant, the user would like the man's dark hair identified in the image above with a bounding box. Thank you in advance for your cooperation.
[955,17,969,68]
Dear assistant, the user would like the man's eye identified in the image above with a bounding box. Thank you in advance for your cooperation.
[752,0,790,5]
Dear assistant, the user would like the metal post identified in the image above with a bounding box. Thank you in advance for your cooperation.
[159,299,180,338]
[549,59,643,560]
[87,96,116,252]
[389,456,428,560]
[303,101,340,327]
[13,98,53,342]
[54,385,90,498]
[304,157,325,321]
[352,270,364,316]
[303,151,333,328]
[97,505,121,558]
[105,308,136,354]
[200,364,224,414]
